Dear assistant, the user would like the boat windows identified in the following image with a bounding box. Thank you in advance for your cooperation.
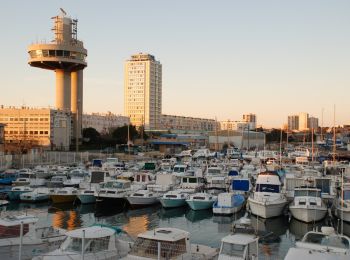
[220,242,245,257]
[193,196,205,200]
[295,190,321,197]
[256,184,279,193]
[165,195,177,198]
[133,193,145,197]
[304,233,350,249]
[208,169,221,175]
[343,190,350,200]
[188,178,198,184]
[130,237,187,258]
[0,224,30,238]
[85,237,110,252]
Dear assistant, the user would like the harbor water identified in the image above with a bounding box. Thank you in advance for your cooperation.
[3,201,350,259]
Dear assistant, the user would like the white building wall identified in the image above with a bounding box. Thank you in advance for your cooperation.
[82,113,129,133]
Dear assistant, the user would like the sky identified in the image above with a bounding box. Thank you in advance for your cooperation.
[0,0,349,127]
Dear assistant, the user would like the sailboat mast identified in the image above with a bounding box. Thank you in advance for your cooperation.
[333,105,336,163]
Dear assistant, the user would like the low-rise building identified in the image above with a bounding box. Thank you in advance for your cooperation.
[0,123,4,154]
[208,130,265,150]
[82,112,130,134]
[0,107,71,151]
[160,114,217,133]
[220,120,252,131]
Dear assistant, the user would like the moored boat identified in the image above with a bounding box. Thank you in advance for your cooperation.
[289,187,327,223]
[50,187,78,204]
[186,192,217,211]
[126,189,160,208]
[248,171,287,218]
[159,190,188,208]
[213,192,245,215]
[20,187,50,203]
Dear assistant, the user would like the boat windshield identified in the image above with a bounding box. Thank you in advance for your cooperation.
[130,237,186,258]
[220,242,245,257]
[65,237,110,253]
[256,184,279,193]
[295,190,320,197]
[174,167,186,173]
[103,182,124,189]
[303,233,350,249]
[208,169,221,175]
[343,190,350,200]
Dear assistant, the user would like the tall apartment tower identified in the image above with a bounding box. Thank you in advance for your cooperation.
[242,113,256,130]
[124,53,162,130]
[298,112,309,131]
[288,115,299,131]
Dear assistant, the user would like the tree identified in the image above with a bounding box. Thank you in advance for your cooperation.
[82,127,100,143]
[111,125,138,144]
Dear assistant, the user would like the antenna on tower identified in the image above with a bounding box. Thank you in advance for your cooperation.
[60,8,67,16]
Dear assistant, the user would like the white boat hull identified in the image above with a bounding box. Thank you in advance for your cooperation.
[213,203,243,215]
[126,196,159,206]
[248,198,287,218]
[290,206,327,223]
[335,208,350,223]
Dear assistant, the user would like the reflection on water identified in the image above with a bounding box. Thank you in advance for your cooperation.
[251,215,289,237]
[185,209,212,222]
[159,207,188,219]
[289,218,324,240]
[4,201,350,260]
[52,209,82,230]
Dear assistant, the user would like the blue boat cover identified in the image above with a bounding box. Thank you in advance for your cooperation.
[228,170,239,176]
[232,179,250,192]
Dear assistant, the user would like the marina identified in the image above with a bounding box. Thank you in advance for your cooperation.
[0,148,350,259]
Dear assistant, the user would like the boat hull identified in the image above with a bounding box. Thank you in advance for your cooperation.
[213,203,244,215]
[8,191,31,201]
[335,208,350,223]
[186,200,215,211]
[50,195,77,204]
[126,196,159,207]
[289,206,327,223]
[160,198,187,208]
[248,198,287,218]
[78,195,96,204]
[20,193,49,203]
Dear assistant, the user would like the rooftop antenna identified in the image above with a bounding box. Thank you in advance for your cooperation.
[60,8,67,16]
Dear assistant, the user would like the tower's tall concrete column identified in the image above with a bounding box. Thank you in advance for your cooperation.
[56,69,71,111]
[71,70,83,139]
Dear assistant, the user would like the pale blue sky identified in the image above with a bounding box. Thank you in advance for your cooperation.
[0,0,349,127]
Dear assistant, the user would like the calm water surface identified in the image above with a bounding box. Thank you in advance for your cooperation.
[4,202,350,259]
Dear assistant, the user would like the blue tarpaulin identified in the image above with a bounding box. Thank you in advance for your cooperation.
[232,179,250,191]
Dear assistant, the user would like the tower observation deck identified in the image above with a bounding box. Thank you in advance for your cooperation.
[27,9,87,142]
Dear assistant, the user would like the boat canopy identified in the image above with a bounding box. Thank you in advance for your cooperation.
[232,179,250,192]
[66,226,115,239]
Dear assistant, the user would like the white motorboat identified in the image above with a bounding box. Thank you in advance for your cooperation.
[213,193,245,215]
[248,172,287,218]
[20,187,50,203]
[284,226,350,260]
[289,187,327,223]
[12,171,46,187]
[48,175,68,188]
[186,192,217,211]
[126,189,160,208]
[33,225,133,260]
[159,190,188,208]
[0,214,66,259]
[218,232,259,260]
[7,186,33,201]
[95,179,131,207]
[334,183,350,222]
[123,227,218,259]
